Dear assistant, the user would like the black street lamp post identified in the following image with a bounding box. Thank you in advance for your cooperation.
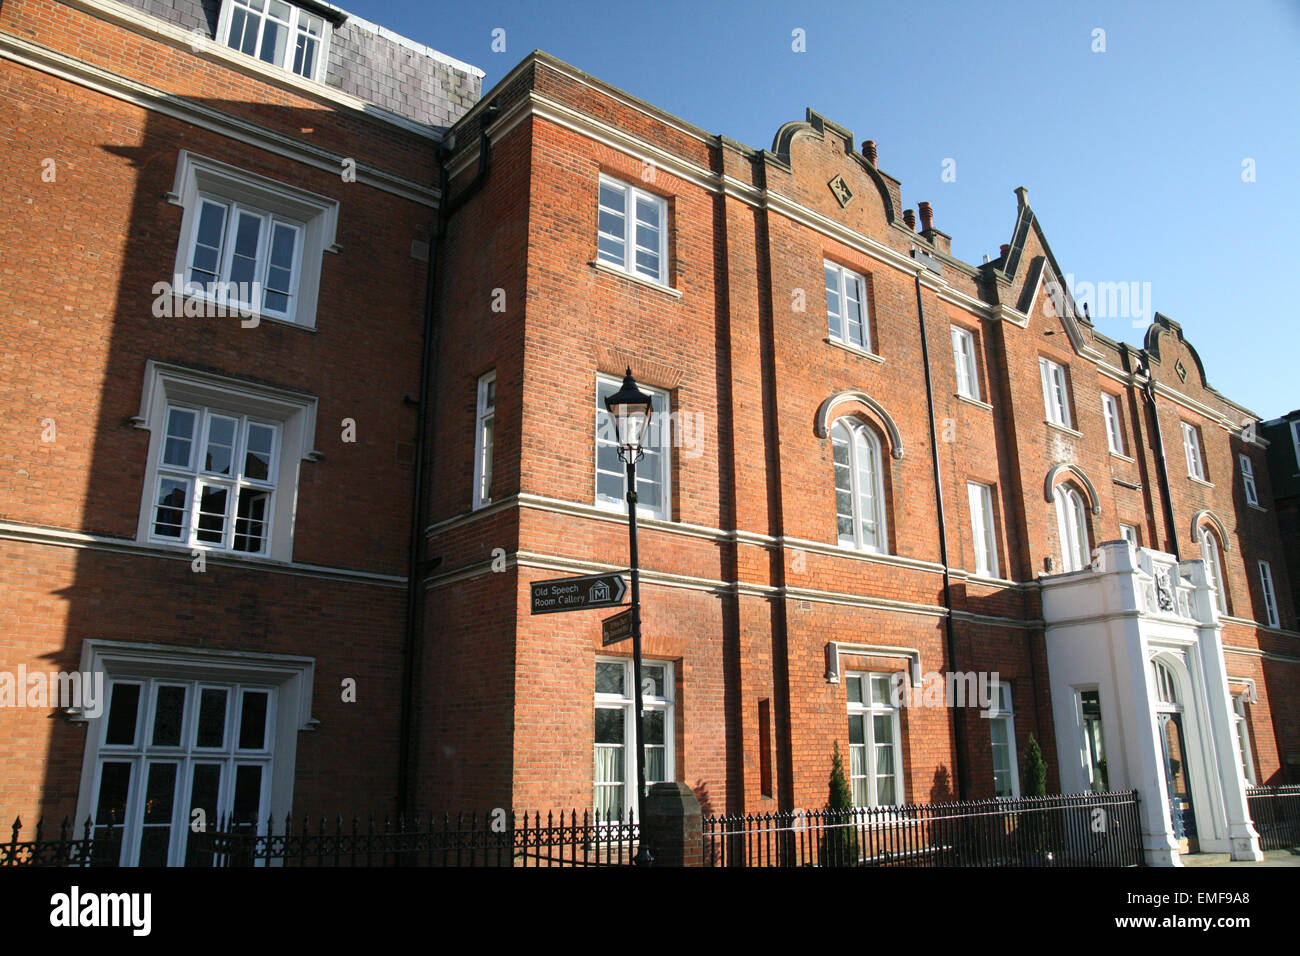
[603,367,655,867]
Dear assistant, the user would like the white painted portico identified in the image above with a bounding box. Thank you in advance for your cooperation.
[1040,540,1263,866]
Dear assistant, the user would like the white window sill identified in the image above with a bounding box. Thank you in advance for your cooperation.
[837,540,888,556]
[825,338,884,363]
[955,393,991,410]
[1044,419,1082,438]
[591,260,682,298]
[140,537,281,565]
[1108,450,1135,463]
[1188,475,1214,489]
[594,498,671,523]
[966,570,1010,586]
[1247,502,1268,514]
[164,293,315,333]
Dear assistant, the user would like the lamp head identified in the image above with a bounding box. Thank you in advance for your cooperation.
[603,367,655,453]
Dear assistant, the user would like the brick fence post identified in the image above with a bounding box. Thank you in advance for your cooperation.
[641,782,703,866]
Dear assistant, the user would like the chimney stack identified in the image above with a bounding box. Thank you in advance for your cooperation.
[862,140,877,168]
[903,209,916,231]
[918,202,933,233]
[999,243,1011,259]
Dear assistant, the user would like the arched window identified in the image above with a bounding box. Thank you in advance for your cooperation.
[832,419,887,553]
[1152,659,1180,708]
[1053,483,1091,571]
[1199,526,1228,615]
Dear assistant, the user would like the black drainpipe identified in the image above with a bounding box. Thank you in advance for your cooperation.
[1142,373,1180,559]
[913,266,968,801]
[398,101,499,816]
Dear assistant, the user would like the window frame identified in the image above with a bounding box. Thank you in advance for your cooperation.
[593,657,675,823]
[1039,357,1072,428]
[1053,483,1091,572]
[1077,687,1109,793]
[845,671,903,808]
[183,196,305,323]
[1199,526,1228,616]
[832,418,889,554]
[168,151,338,330]
[988,681,1020,798]
[951,326,980,401]
[595,174,670,286]
[1258,560,1280,628]
[134,361,319,563]
[1181,422,1206,481]
[473,371,496,510]
[824,260,872,353]
[149,405,281,555]
[594,374,672,521]
[967,481,1000,578]
[216,0,333,83]
[1232,693,1256,785]
[1239,453,1259,507]
[72,640,316,868]
[88,676,276,866]
[1101,392,1125,456]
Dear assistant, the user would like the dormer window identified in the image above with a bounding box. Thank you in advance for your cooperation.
[219,0,331,83]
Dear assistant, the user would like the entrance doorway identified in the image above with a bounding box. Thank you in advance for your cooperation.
[1153,659,1198,854]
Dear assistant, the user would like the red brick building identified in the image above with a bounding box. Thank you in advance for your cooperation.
[419,52,1297,864]
[1,2,1295,867]
[0,0,480,864]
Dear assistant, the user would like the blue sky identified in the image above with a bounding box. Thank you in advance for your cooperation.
[347,0,1300,419]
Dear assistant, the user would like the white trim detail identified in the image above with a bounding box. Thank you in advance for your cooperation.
[827,642,923,687]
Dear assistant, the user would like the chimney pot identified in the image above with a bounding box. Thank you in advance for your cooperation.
[999,243,1011,258]
[903,209,916,231]
[862,140,877,167]
[918,202,933,233]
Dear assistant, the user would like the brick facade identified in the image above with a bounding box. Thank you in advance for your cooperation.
[0,0,1295,863]
[0,0,479,843]
[419,52,1300,817]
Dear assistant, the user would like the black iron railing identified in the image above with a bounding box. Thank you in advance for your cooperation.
[191,809,644,867]
[1,816,115,867]
[703,790,1144,867]
[1,810,641,867]
[1245,785,1300,851]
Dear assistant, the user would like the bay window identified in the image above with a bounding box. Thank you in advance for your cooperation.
[135,361,319,563]
[73,640,315,867]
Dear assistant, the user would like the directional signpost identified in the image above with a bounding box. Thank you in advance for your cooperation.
[530,571,628,615]
[601,608,634,646]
